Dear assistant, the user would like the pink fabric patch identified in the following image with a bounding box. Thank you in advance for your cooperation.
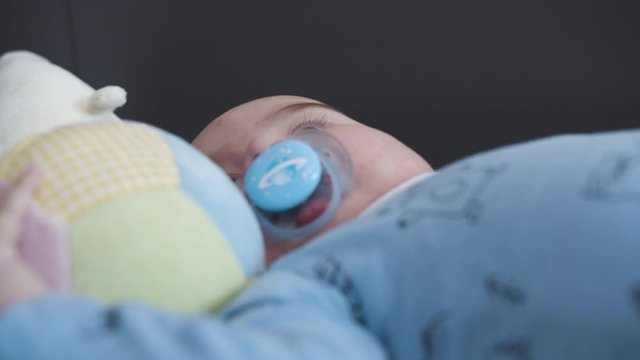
[0,181,71,291]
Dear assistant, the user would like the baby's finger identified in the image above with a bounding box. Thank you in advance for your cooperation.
[2,167,42,211]
[0,167,42,243]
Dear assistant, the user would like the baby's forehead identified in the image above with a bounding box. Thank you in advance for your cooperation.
[206,117,251,145]
[208,100,347,152]
[217,110,266,133]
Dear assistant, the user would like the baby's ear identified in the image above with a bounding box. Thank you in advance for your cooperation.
[0,50,127,157]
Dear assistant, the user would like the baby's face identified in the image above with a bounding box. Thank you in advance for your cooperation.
[193,95,431,263]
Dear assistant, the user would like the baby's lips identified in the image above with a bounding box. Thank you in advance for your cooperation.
[296,198,328,226]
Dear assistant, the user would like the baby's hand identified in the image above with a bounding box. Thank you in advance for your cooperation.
[0,168,47,311]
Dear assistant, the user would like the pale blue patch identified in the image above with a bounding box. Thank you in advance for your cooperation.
[160,131,264,277]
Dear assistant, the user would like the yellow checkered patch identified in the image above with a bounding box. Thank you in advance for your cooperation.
[0,122,179,222]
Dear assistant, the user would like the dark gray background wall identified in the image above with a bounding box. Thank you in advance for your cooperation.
[1,0,639,168]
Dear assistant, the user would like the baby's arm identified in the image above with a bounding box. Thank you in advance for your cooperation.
[0,269,385,360]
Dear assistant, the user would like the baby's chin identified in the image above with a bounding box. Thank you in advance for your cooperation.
[265,237,311,266]
[264,220,339,266]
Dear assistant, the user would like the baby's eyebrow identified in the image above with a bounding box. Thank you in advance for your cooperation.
[274,101,344,119]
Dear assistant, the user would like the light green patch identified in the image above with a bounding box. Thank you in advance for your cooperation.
[71,188,245,313]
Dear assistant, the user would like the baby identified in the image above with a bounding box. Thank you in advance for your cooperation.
[192,95,434,263]
[2,96,640,359]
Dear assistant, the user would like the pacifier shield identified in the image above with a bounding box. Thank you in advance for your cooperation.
[245,140,322,212]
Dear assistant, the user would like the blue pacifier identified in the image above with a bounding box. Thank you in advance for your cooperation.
[244,127,353,242]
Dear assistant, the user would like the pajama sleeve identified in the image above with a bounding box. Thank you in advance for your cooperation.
[0,270,386,360]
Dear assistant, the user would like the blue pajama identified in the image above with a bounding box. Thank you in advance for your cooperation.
[2,129,640,359]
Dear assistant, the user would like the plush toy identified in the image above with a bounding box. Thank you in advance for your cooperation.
[0,50,127,156]
[0,51,264,314]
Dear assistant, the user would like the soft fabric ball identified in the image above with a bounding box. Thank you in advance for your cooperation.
[0,121,264,313]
